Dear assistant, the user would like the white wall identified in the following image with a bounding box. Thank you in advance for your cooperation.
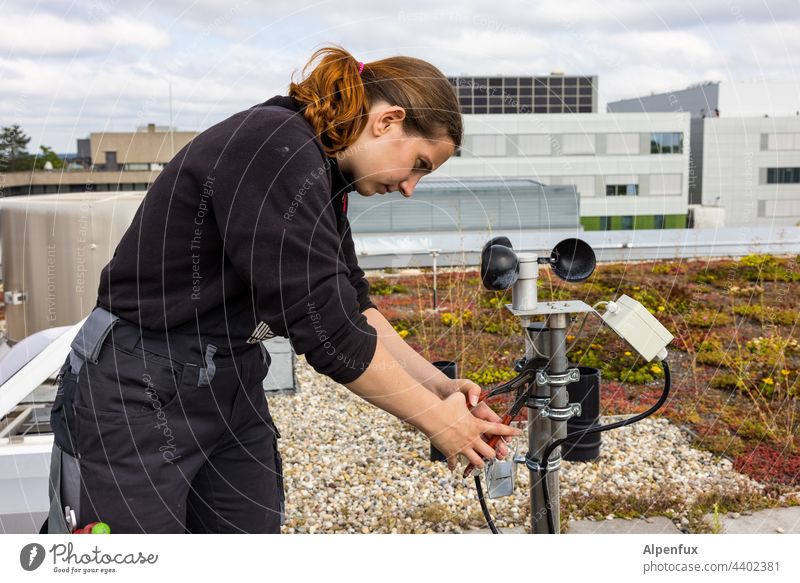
[719,82,800,118]
[702,116,800,227]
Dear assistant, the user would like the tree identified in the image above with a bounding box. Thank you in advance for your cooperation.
[0,124,31,160]
[35,145,65,170]
[0,125,65,172]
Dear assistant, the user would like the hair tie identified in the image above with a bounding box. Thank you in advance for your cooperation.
[357,61,365,76]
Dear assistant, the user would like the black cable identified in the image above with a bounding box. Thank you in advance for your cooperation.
[539,359,672,533]
[474,474,501,534]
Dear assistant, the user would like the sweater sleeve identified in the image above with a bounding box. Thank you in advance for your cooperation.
[339,212,377,313]
[210,114,377,384]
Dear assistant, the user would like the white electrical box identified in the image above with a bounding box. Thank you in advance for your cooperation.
[601,295,674,362]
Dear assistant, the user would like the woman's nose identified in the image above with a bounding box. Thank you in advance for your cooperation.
[398,175,422,198]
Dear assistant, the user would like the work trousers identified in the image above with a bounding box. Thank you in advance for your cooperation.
[46,305,285,534]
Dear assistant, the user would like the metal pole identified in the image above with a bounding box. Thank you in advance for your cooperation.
[525,323,551,534]
[169,81,175,157]
[430,250,440,311]
[528,313,568,533]
[547,313,568,533]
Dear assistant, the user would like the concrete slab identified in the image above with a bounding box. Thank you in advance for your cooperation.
[566,516,683,534]
[703,506,800,534]
[465,518,683,534]
[464,526,526,534]
[465,506,800,534]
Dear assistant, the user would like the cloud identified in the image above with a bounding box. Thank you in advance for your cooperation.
[2,0,799,152]
[0,9,170,56]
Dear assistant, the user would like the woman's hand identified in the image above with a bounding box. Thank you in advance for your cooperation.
[426,392,522,472]
[435,378,514,461]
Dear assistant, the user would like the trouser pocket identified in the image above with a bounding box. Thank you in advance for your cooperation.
[50,358,79,457]
[46,443,81,533]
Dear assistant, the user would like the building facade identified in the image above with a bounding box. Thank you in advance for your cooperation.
[702,117,800,227]
[1,123,198,197]
[436,112,691,231]
[88,123,197,171]
[608,81,800,226]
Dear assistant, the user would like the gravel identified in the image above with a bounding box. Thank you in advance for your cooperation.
[268,356,764,534]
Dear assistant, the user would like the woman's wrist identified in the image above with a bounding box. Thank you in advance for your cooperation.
[412,393,451,439]
[430,374,454,399]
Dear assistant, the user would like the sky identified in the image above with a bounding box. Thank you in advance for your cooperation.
[1,0,798,153]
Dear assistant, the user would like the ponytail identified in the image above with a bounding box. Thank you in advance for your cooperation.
[289,45,462,157]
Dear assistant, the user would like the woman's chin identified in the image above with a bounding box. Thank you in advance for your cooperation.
[354,183,378,197]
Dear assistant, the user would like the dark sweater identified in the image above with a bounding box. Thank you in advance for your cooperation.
[97,95,378,384]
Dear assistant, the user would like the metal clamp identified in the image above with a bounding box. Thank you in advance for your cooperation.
[536,368,580,387]
[540,402,582,421]
[523,453,561,472]
[529,397,550,408]
[3,291,27,305]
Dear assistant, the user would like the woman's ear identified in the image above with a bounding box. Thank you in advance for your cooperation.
[374,105,406,136]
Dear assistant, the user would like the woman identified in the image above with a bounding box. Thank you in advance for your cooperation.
[47,46,520,534]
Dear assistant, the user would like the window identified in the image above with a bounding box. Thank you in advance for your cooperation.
[606,133,639,155]
[517,134,551,156]
[766,133,800,151]
[471,135,507,157]
[649,174,682,195]
[620,216,634,230]
[655,214,666,229]
[123,163,149,171]
[606,184,638,196]
[760,199,800,217]
[600,216,611,231]
[650,132,683,154]
[766,167,800,184]
[561,133,596,155]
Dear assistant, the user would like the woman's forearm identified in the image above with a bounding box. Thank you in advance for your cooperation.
[343,335,448,437]
[363,307,450,398]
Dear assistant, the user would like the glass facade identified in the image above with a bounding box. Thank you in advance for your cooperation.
[348,179,580,233]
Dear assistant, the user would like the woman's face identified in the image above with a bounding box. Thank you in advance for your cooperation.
[338,102,456,198]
